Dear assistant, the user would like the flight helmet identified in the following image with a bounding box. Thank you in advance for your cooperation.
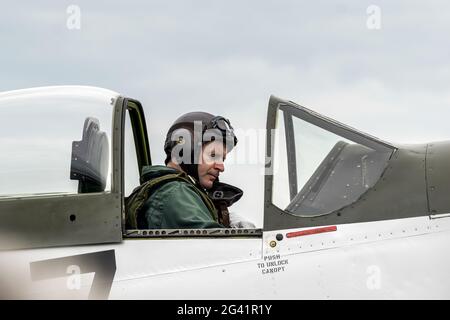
[164,111,238,183]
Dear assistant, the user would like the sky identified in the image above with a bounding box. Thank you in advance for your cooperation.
[1,1,450,226]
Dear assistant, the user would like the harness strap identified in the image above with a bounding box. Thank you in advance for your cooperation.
[125,172,218,229]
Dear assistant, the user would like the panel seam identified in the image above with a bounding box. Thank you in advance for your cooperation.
[424,143,431,214]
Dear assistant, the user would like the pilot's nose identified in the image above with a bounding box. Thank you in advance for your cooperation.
[215,162,225,173]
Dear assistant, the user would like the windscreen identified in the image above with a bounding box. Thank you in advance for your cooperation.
[272,107,393,216]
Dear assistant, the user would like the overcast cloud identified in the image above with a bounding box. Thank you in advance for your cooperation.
[1,1,450,226]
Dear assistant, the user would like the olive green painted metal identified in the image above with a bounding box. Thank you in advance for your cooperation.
[125,99,152,173]
[263,95,447,231]
[121,98,152,233]
[113,96,125,195]
[282,110,298,201]
[113,95,127,237]
[336,144,428,221]
[426,141,450,215]
[0,193,121,250]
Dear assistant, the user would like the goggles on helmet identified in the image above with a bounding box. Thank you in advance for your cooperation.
[205,116,238,146]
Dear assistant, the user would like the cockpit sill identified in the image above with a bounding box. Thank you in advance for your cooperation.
[124,228,263,238]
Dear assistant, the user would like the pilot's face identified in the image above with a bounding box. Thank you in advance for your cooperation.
[198,141,226,189]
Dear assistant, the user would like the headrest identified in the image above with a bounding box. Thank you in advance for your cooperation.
[70,117,109,193]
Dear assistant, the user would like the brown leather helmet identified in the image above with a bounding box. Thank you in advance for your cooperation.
[163,111,238,183]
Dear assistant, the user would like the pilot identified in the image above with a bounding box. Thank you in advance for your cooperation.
[126,111,254,229]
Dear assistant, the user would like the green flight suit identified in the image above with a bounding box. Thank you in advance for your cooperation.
[128,165,224,229]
